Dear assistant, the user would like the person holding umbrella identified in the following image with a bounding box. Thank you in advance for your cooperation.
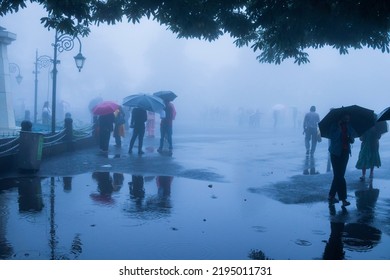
[128,106,147,155]
[157,99,176,155]
[93,101,119,154]
[327,113,357,207]
[153,91,177,155]
[98,112,115,153]
[355,118,387,181]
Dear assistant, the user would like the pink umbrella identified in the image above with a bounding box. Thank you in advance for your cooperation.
[92,101,119,115]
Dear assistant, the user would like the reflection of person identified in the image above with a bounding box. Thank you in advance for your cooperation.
[355,187,379,224]
[42,101,51,125]
[355,121,385,181]
[98,113,115,153]
[303,105,320,156]
[113,106,126,147]
[328,114,357,207]
[323,222,345,260]
[93,172,113,195]
[156,176,173,197]
[158,101,176,154]
[63,177,72,192]
[91,172,115,205]
[18,177,44,212]
[128,107,147,155]
[113,173,124,191]
[129,175,145,199]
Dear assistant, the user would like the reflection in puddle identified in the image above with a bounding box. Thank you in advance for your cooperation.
[0,173,389,260]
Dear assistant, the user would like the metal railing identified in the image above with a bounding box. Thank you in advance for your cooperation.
[0,122,94,157]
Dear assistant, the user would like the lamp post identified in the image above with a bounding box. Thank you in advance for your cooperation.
[51,30,86,134]
[9,62,23,84]
[33,50,52,124]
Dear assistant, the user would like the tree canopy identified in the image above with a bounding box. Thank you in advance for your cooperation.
[1,0,390,64]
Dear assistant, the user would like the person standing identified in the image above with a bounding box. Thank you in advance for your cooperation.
[355,120,386,181]
[303,105,320,156]
[98,112,115,153]
[42,101,51,126]
[146,111,156,137]
[328,114,357,207]
[158,100,176,155]
[128,107,147,155]
[113,106,125,147]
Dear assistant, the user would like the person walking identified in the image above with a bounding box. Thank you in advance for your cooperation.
[328,114,357,207]
[355,120,386,181]
[303,105,320,156]
[98,112,115,153]
[128,107,147,155]
[157,100,176,155]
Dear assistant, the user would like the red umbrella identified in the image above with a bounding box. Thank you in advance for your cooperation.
[92,101,119,115]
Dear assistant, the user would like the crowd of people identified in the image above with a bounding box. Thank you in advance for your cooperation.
[94,98,176,156]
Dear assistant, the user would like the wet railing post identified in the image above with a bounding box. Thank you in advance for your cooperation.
[64,114,74,151]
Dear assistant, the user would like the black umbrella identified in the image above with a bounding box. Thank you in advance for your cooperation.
[153,90,177,102]
[377,106,390,122]
[318,105,375,138]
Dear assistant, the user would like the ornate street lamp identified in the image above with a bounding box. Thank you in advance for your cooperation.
[51,30,86,134]
[9,62,23,84]
[33,50,52,124]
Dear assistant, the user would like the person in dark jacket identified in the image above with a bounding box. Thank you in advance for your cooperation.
[98,113,115,153]
[128,107,147,155]
[327,114,357,207]
[157,101,176,154]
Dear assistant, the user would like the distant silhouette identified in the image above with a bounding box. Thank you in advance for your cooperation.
[303,105,320,156]
[42,101,51,126]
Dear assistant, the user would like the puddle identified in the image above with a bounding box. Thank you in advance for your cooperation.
[1,172,389,260]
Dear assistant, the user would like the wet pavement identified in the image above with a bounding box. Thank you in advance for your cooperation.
[1,124,390,260]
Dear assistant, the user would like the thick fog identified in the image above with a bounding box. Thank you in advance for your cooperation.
[2,3,390,130]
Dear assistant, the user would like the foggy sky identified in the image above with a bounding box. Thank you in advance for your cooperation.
[2,3,390,127]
